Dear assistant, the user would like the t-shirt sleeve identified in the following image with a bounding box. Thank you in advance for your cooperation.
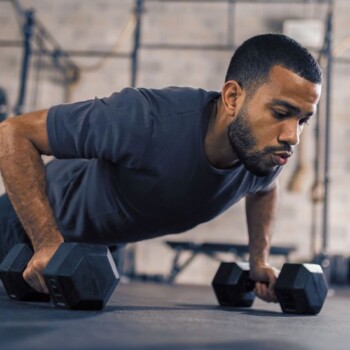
[250,166,283,194]
[46,88,153,168]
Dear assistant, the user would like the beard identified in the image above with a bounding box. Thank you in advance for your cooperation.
[228,106,291,177]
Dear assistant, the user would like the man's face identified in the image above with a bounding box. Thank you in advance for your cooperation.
[228,65,321,177]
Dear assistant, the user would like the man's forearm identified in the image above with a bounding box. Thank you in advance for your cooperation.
[245,183,278,267]
[0,112,64,250]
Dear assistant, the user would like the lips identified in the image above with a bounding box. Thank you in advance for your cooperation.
[272,152,292,166]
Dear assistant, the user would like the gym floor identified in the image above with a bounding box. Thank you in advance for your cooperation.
[1,281,349,350]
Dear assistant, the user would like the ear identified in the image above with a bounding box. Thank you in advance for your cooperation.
[221,80,245,117]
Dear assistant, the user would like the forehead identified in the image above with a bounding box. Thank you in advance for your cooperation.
[253,65,321,112]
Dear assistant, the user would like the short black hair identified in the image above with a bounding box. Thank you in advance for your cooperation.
[225,33,322,96]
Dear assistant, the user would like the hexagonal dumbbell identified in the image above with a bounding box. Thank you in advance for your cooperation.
[0,244,50,302]
[43,243,120,310]
[274,263,328,314]
[211,262,255,307]
[0,243,120,310]
[212,262,328,315]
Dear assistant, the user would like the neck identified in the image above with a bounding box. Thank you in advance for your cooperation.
[204,98,240,169]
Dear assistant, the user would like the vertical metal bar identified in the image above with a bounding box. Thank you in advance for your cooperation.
[310,105,321,256]
[14,9,34,115]
[29,34,43,110]
[128,0,144,279]
[0,87,8,122]
[131,0,144,87]
[227,0,235,47]
[321,1,333,254]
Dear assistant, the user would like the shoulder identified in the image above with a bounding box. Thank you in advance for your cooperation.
[136,87,220,116]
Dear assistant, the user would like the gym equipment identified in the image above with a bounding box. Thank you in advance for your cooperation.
[163,240,296,284]
[0,243,120,310]
[312,254,350,286]
[330,255,350,285]
[0,244,50,302]
[212,262,255,307]
[212,262,328,315]
[44,243,120,310]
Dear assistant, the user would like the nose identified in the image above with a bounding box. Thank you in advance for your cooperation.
[278,120,300,146]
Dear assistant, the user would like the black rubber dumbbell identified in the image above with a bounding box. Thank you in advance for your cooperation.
[0,244,50,302]
[212,261,328,315]
[0,243,120,310]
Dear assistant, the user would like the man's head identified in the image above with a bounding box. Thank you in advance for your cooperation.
[225,33,322,98]
[220,34,322,177]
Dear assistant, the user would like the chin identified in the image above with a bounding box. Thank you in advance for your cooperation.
[244,163,277,177]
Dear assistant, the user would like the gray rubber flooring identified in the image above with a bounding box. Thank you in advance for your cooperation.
[0,281,349,350]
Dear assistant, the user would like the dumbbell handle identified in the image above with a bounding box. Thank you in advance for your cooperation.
[245,278,269,292]
[244,278,255,291]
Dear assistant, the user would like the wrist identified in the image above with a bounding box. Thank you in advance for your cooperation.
[249,256,270,269]
[32,232,64,251]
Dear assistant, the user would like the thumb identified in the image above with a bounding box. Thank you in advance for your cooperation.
[23,259,49,294]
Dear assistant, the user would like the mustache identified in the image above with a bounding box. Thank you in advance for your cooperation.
[263,144,293,155]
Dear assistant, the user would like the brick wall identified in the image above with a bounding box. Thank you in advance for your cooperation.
[0,0,350,284]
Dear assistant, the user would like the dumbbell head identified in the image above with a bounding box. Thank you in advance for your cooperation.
[274,263,328,315]
[212,262,255,307]
[0,244,50,302]
[43,243,120,310]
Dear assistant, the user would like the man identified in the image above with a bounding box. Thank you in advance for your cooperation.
[0,34,321,304]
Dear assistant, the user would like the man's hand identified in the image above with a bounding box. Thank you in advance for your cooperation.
[23,244,61,294]
[245,183,279,303]
[249,264,279,303]
[0,111,65,292]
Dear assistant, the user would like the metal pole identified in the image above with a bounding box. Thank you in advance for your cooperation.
[131,0,143,87]
[227,0,235,47]
[0,88,8,122]
[321,1,334,254]
[14,9,34,115]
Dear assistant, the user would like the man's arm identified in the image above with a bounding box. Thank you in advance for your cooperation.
[245,180,279,302]
[0,110,64,293]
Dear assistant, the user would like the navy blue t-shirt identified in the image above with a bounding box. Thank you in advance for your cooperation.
[46,87,281,244]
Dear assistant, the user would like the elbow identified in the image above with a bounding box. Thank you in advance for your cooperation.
[0,118,25,159]
[0,119,17,148]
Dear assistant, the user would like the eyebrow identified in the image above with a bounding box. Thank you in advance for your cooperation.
[269,99,314,118]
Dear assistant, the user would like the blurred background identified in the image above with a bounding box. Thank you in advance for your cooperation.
[0,0,350,285]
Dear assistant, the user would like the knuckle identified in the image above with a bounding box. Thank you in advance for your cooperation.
[31,259,44,271]
[22,268,31,279]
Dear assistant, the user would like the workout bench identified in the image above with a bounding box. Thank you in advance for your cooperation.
[164,240,296,283]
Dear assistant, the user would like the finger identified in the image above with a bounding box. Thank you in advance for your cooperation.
[32,269,49,294]
[23,267,47,294]
[267,284,278,303]
[266,288,277,303]
[257,283,277,303]
[23,268,41,293]
[255,283,270,302]
[266,275,278,303]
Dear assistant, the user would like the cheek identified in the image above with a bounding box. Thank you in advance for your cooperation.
[243,101,285,148]
[247,114,278,147]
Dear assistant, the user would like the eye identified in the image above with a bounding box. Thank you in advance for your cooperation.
[299,117,310,126]
[272,110,288,119]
